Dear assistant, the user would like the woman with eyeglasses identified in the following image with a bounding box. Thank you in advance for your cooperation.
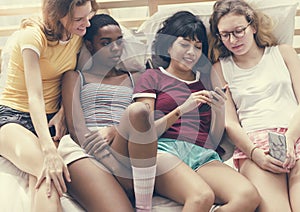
[0,0,97,211]
[209,0,300,211]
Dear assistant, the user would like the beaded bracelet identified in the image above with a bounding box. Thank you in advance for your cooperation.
[250,146,258,160]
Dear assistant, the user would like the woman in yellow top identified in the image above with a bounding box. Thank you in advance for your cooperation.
[0,0,97,211]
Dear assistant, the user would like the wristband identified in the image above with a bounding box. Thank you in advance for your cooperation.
[250,146,258,160]
[177,106,183,117]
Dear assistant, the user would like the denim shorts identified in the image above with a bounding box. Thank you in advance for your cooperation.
[157,138,221,171]
[0,105,56,136]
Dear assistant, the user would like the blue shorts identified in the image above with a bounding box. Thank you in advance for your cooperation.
[0,105,56,136]
[157,138,221,170]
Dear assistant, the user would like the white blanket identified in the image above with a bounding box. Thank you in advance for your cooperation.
[0,156,184,212]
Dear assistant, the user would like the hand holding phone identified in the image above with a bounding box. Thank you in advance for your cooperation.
[268,131,287,162]
[212,86,227,101]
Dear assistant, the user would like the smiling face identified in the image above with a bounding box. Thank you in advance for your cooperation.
[60,1,94,38]
[217,13,256,56]
[86,24,123,69]
[168,36,203,73]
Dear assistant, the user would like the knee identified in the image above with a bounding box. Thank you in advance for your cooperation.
[33,183,62,212]
[186,189,215,209]
[125,102,157,144]
[127,102,151,122]
[232,184,261,210]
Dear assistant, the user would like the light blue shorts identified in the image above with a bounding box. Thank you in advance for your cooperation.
[157,138,221,171]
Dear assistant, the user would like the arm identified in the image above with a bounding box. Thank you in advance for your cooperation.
[48,105,67,141]
[213,62,288,173]
[61,70,90,146]
[209,69,227,147]
[134,97,181,137]
[23,49,55,153]
[135,90,212,137]
[22,49,70,196]
[279,44,300,168]
[212,62,256,156]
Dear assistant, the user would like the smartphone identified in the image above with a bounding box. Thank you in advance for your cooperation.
[268,131,286,162]
[212,87,227,101]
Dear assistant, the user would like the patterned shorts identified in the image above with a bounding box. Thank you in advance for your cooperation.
[233,128,300,169]
[0,105,56,136]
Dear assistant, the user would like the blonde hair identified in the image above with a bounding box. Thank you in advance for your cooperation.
[209,0,277,63]
[21,0,98,44]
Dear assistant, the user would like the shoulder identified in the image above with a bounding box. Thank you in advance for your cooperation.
[130,71,141,82]
[277,44,297,59]
[69,35,83,52]
[211,61,223,76]
[140,68,161,78]
[63,70,80,81]
[21,25,46,42]
[277,44,299,65]
[211,60,228,86]
[134,69,162,90]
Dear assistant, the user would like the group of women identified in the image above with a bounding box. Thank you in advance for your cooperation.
[0,0,299,211]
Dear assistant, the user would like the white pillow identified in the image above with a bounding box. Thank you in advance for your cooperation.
[137,0,298,54]
[248,0,298,45]
[117,25,147,72]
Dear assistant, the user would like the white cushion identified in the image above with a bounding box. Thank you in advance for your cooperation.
[138,0,298,55]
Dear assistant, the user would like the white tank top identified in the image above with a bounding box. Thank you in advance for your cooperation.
[220,46,298,133]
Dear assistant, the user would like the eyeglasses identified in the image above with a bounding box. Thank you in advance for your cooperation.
[217,22,252,41]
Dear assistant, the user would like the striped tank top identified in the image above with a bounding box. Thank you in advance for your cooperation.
[77,70,134,128]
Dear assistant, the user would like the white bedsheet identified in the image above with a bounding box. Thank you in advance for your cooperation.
[0,156,184,212]
[0,156,235,211]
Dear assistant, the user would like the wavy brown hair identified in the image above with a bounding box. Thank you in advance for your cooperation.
[209,0,277,63]
[21,0,98,44]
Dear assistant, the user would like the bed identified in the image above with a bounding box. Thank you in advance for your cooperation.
[0,0,298,211]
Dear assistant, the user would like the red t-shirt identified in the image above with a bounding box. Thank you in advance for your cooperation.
[133,68,213,148]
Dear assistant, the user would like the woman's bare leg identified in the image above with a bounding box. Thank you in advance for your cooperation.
[197,160,260,212]
[112,102,157,210]
[240,159,291,212]
[0,123,61,212]
[155,153,215,212]
[66,158,134,212]
[113,102,157,166]
[289,159,300,212]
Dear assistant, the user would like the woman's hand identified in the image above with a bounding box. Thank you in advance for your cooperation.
[209,87,227,112]
[82,127,116,155]
[178,90,211,115]
[251,147,290,174]
[283,138,296,170]
[99,126,116,144]
[35,148,71,197]
[48,106,67,141]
